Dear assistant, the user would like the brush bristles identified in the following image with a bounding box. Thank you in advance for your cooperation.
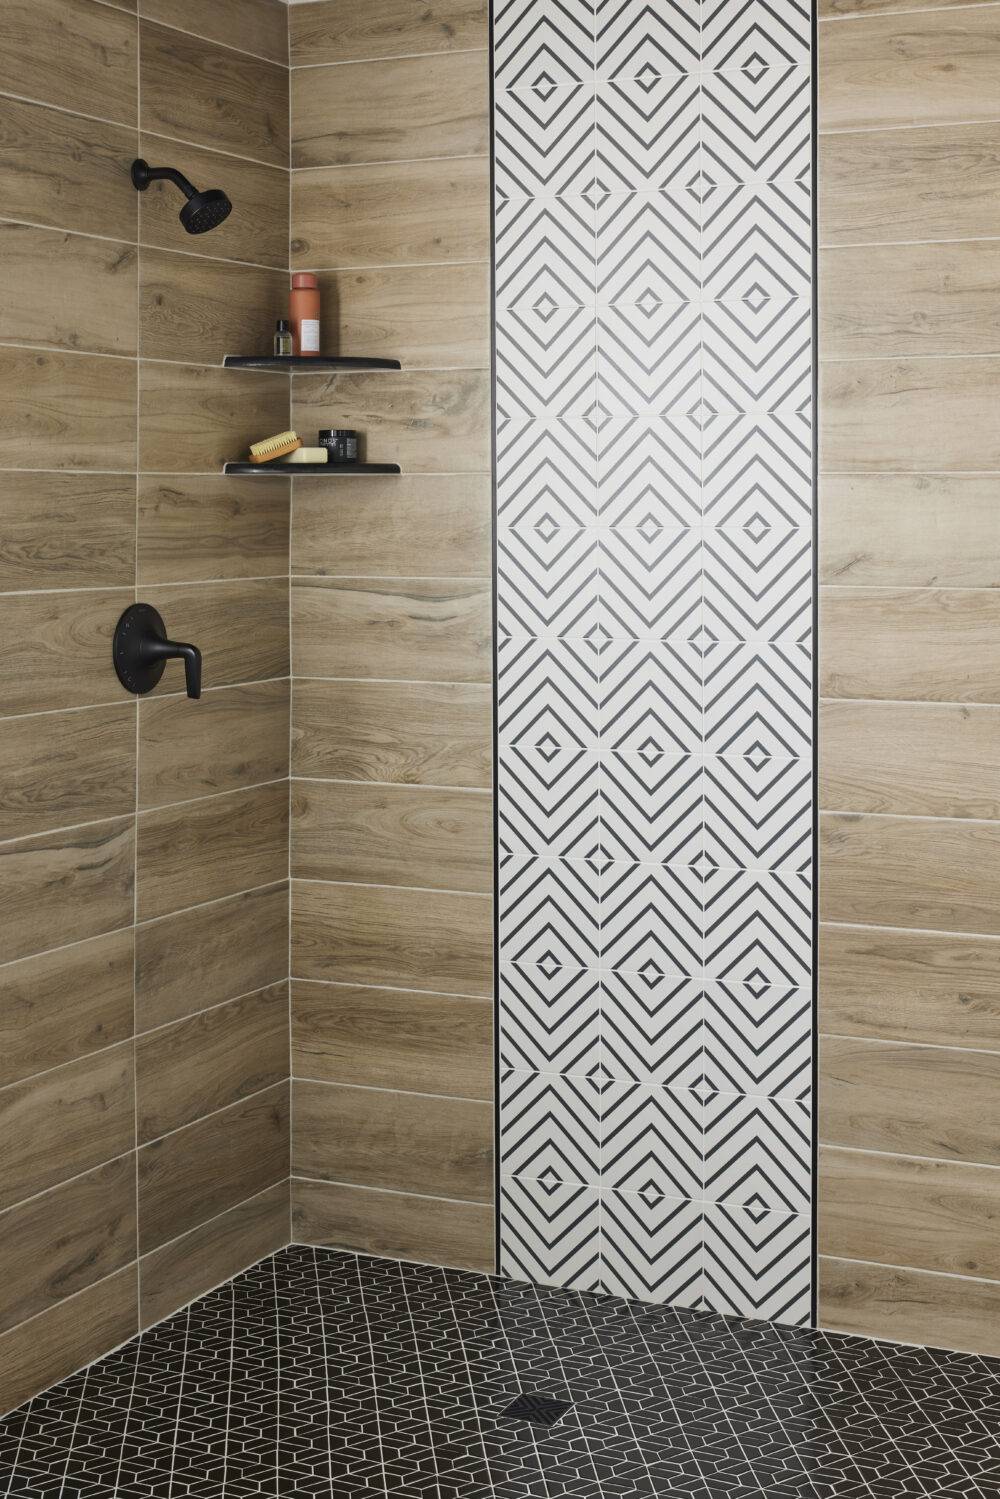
[249,430,301,463]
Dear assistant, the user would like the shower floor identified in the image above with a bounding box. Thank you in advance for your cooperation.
[0,1247,997,1499]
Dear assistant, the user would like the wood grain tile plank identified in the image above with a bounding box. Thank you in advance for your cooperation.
[138,134,288,268]
[292,370,490,473]
[139,680,289,810]
[0,1042,135,1212]
[291,781,492,892]
[821,588,1000,704]
[0,1156,135,1336]
[292,1178,493,1271]
[819,1256,1000,1356]
[0,587,132,717]
[292,578,491,682]
[140,0,288,64]
[0,817,134,967]
[291,980,492,1098]
[820,241,1000,359]
[820,701,1000,819]
[310,264,489,368]
[821,0,998,14]
[821,810,1000,935]
[136,781,288,922]
[820,7,1000,133]
[291,473,490,577]
[289,0,487,65]
[136,982,288,1142]
[292,679,492,788]
[137,1082,288,1253]
[0,928,134,1090]
[139,363,288,474]
[0,1266,136,1419]
[137,475,289,585]
[0,704,135,842]
[0,98,137,242]
[821,1033,1000,1164]
[820,121,1000,246]
[136,881,288,1031]
[292,52,488,168]
[0,475,135,593]
[291,158,489,268]
[0,225,137,358]
[141,579,289,693]
[819,475,1000,588]
[139,250,287,366]
[291,879,493,995]
[293,1080,493,1199]
[819,922,1000,1052]
[0,348,135,470]
[822,357,1000,472]
[139,1180,288,1329]
[820,1146,1000,1279]
[0,0,137,124]
[139,20,288,167]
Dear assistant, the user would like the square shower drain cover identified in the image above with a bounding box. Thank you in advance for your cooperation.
[501,1392,572,1427]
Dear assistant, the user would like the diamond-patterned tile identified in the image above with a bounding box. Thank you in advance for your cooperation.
[494,0,814,1324]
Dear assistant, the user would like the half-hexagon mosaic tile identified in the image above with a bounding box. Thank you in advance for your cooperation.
[2,1247,1000,1498]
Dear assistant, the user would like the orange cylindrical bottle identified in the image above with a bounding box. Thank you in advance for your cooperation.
[289,272,320,356]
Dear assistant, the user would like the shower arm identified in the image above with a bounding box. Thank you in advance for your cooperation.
[131,160,198,200]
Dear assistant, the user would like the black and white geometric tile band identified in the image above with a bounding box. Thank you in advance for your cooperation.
[3,1247,1000,1499]
[493,0,815,1320]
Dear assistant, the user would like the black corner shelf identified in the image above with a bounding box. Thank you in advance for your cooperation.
[223,354,401,372]
[224,462,401,476]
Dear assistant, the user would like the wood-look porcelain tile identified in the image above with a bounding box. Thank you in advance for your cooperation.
[136,780,288,921]
[292,1080,493,1200]
[292,1178,494,1271]
[136,881,288,1031]
[140,20,289,168]
[0,928,134,1090]
[291,472,490,577]
[291,879,493,995]
[291,679,491,788]
[0,703,135,842]
[0,817,134,967]
[292,980,492,1098]
[136,982,288,1142]
[139,680,289,810]
[291,158,489,268]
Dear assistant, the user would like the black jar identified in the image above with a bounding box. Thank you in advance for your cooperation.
[318,429,358,464]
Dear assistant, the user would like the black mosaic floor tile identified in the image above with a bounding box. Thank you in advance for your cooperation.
[1,1246,1000,1495]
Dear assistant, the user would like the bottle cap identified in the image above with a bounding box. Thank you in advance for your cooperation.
[276,319,290,331]
[291,273,318,289]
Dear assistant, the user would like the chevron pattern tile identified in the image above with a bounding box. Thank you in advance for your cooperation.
[493,0,814,1324]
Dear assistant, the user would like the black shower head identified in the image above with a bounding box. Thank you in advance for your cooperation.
[131,158,233,235]
[180,188,232,235]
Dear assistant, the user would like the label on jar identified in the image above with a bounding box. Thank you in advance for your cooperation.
[300,319,320,353]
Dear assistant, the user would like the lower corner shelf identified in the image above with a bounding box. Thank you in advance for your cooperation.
[223,462,401,476]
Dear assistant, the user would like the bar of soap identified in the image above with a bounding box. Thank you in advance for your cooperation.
[277,447,329,464]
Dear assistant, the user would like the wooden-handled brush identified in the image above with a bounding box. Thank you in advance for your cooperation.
[249,430,301,463]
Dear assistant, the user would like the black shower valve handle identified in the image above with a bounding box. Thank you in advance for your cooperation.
[112,603,202,700]
[140,633,202,700]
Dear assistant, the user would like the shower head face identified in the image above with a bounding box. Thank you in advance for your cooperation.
[180,188,232,235]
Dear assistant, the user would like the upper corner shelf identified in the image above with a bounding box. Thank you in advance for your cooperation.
[223,354,401,372]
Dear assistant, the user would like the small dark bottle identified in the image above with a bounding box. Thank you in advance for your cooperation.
[319,429,359,464]
[273,319,293,357]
